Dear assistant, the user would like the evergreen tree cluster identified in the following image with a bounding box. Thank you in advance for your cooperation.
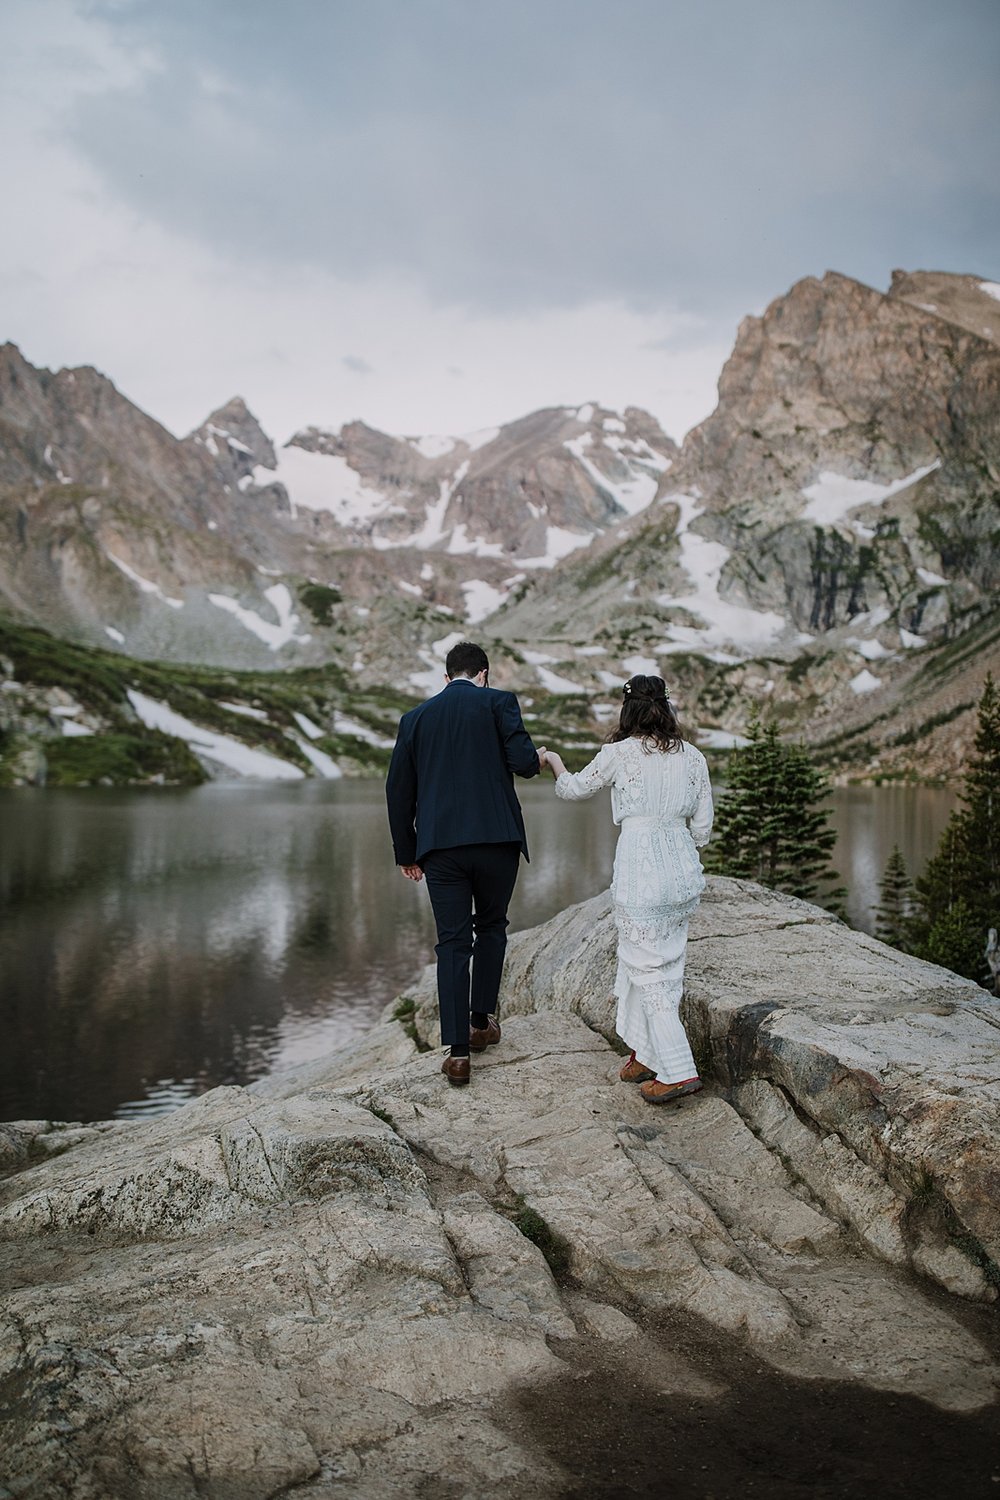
[706,718,844,910]
[875,674,1000,990]
[705,679,999,991]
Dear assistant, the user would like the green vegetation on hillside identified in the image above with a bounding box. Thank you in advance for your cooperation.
[0,616,413,787]
[298,583,342,626]
[44,731,207,787]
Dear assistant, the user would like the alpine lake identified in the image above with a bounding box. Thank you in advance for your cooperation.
[0,779,956,1123]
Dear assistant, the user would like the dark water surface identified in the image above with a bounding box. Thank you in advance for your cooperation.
[0,780,955,1123]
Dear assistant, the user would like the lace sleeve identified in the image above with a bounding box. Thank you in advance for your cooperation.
[554,744,617,801]
[688,754,714,847]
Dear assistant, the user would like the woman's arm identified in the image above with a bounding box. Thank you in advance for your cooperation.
[551,744,616,801]
[688,755,715,846]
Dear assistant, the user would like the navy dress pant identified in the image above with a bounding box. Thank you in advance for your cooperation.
[422,841,522,1047]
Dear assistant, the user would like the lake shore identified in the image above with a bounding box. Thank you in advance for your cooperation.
[0,780,958,1122]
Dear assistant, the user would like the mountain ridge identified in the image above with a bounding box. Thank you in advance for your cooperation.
[1,266,998,784]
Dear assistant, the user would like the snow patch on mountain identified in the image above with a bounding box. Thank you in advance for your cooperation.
[407,630,466,695]
[43,443,73,484]
[521,526,594,569]
[801,461,941,526]
[980,282,1000,303]
[461,426,500,452]
[127,690,305,780]
[259,448,403,525]
[197,423,253,459]
[847,637,893,660]
[445,525,505,558]
[622,656,661,677]
[333,712,394,748]
[849,670,882,695]
[106,552,184,610]
[293,736,342,778]
[462,579,509,624]
[601,434,674,473]
[657,493,787,652]
[408,434,456,460]
[220,701,269,721]
[207,584,311,651]
[563,434,664,517]
[292,710,324,740]
[373,461,471,551]
[696,728,751,750]
[535,665,585,694]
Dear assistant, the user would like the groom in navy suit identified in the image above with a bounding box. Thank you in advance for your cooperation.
[386,641,543,1085]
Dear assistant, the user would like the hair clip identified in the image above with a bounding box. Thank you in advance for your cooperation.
[622,680,632,696]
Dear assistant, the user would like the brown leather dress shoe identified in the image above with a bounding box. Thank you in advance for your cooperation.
[619,1050,655,1083]
[441,1055,471,1086]
[640,1077,702,1104]
[468,1016,501,1052]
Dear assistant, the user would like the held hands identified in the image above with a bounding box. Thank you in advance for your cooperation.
[399,864,424,882]
[537,747,566,779]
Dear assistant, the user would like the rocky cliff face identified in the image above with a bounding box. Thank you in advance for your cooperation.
[1,881,998,1495]
[489,271,1000,776]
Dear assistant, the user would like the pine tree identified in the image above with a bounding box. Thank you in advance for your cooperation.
[912,675,1000,985]
[707,718,843,908]
[956,672,1000,924]
[921,897,985,979]
[874,845,914,949]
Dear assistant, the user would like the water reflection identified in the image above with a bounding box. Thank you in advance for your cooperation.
[831,783,956,932]
[0,779,953,1123]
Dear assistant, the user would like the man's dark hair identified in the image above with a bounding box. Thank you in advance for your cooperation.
[445,641,490,679]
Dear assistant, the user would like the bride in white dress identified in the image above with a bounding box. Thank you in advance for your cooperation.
[542,675,714,1103]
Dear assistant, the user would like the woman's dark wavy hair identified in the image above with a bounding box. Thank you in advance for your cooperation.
[607,675,683,753]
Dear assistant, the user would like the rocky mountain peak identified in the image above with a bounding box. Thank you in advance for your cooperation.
[189,397,277,477]
[0,341,206,498]
[251,400,678,577]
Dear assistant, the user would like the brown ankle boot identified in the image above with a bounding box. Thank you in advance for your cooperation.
[619,1050,655,1083]
[639,1076,702,1104]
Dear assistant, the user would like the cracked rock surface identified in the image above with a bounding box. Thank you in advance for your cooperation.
[2,877,999,1497]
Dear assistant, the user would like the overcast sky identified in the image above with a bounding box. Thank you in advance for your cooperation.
[2,0,997,445]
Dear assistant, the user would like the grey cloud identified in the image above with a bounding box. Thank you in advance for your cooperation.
[68,0,1000,321]
[341,354,373,375]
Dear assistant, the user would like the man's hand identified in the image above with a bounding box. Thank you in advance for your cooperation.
[538,746,548,772]
[399,864,424,882]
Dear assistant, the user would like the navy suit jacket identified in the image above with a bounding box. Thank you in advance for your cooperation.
[385,679,540,865]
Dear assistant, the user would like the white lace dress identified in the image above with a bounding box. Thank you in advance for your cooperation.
[555,738,714,1084]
